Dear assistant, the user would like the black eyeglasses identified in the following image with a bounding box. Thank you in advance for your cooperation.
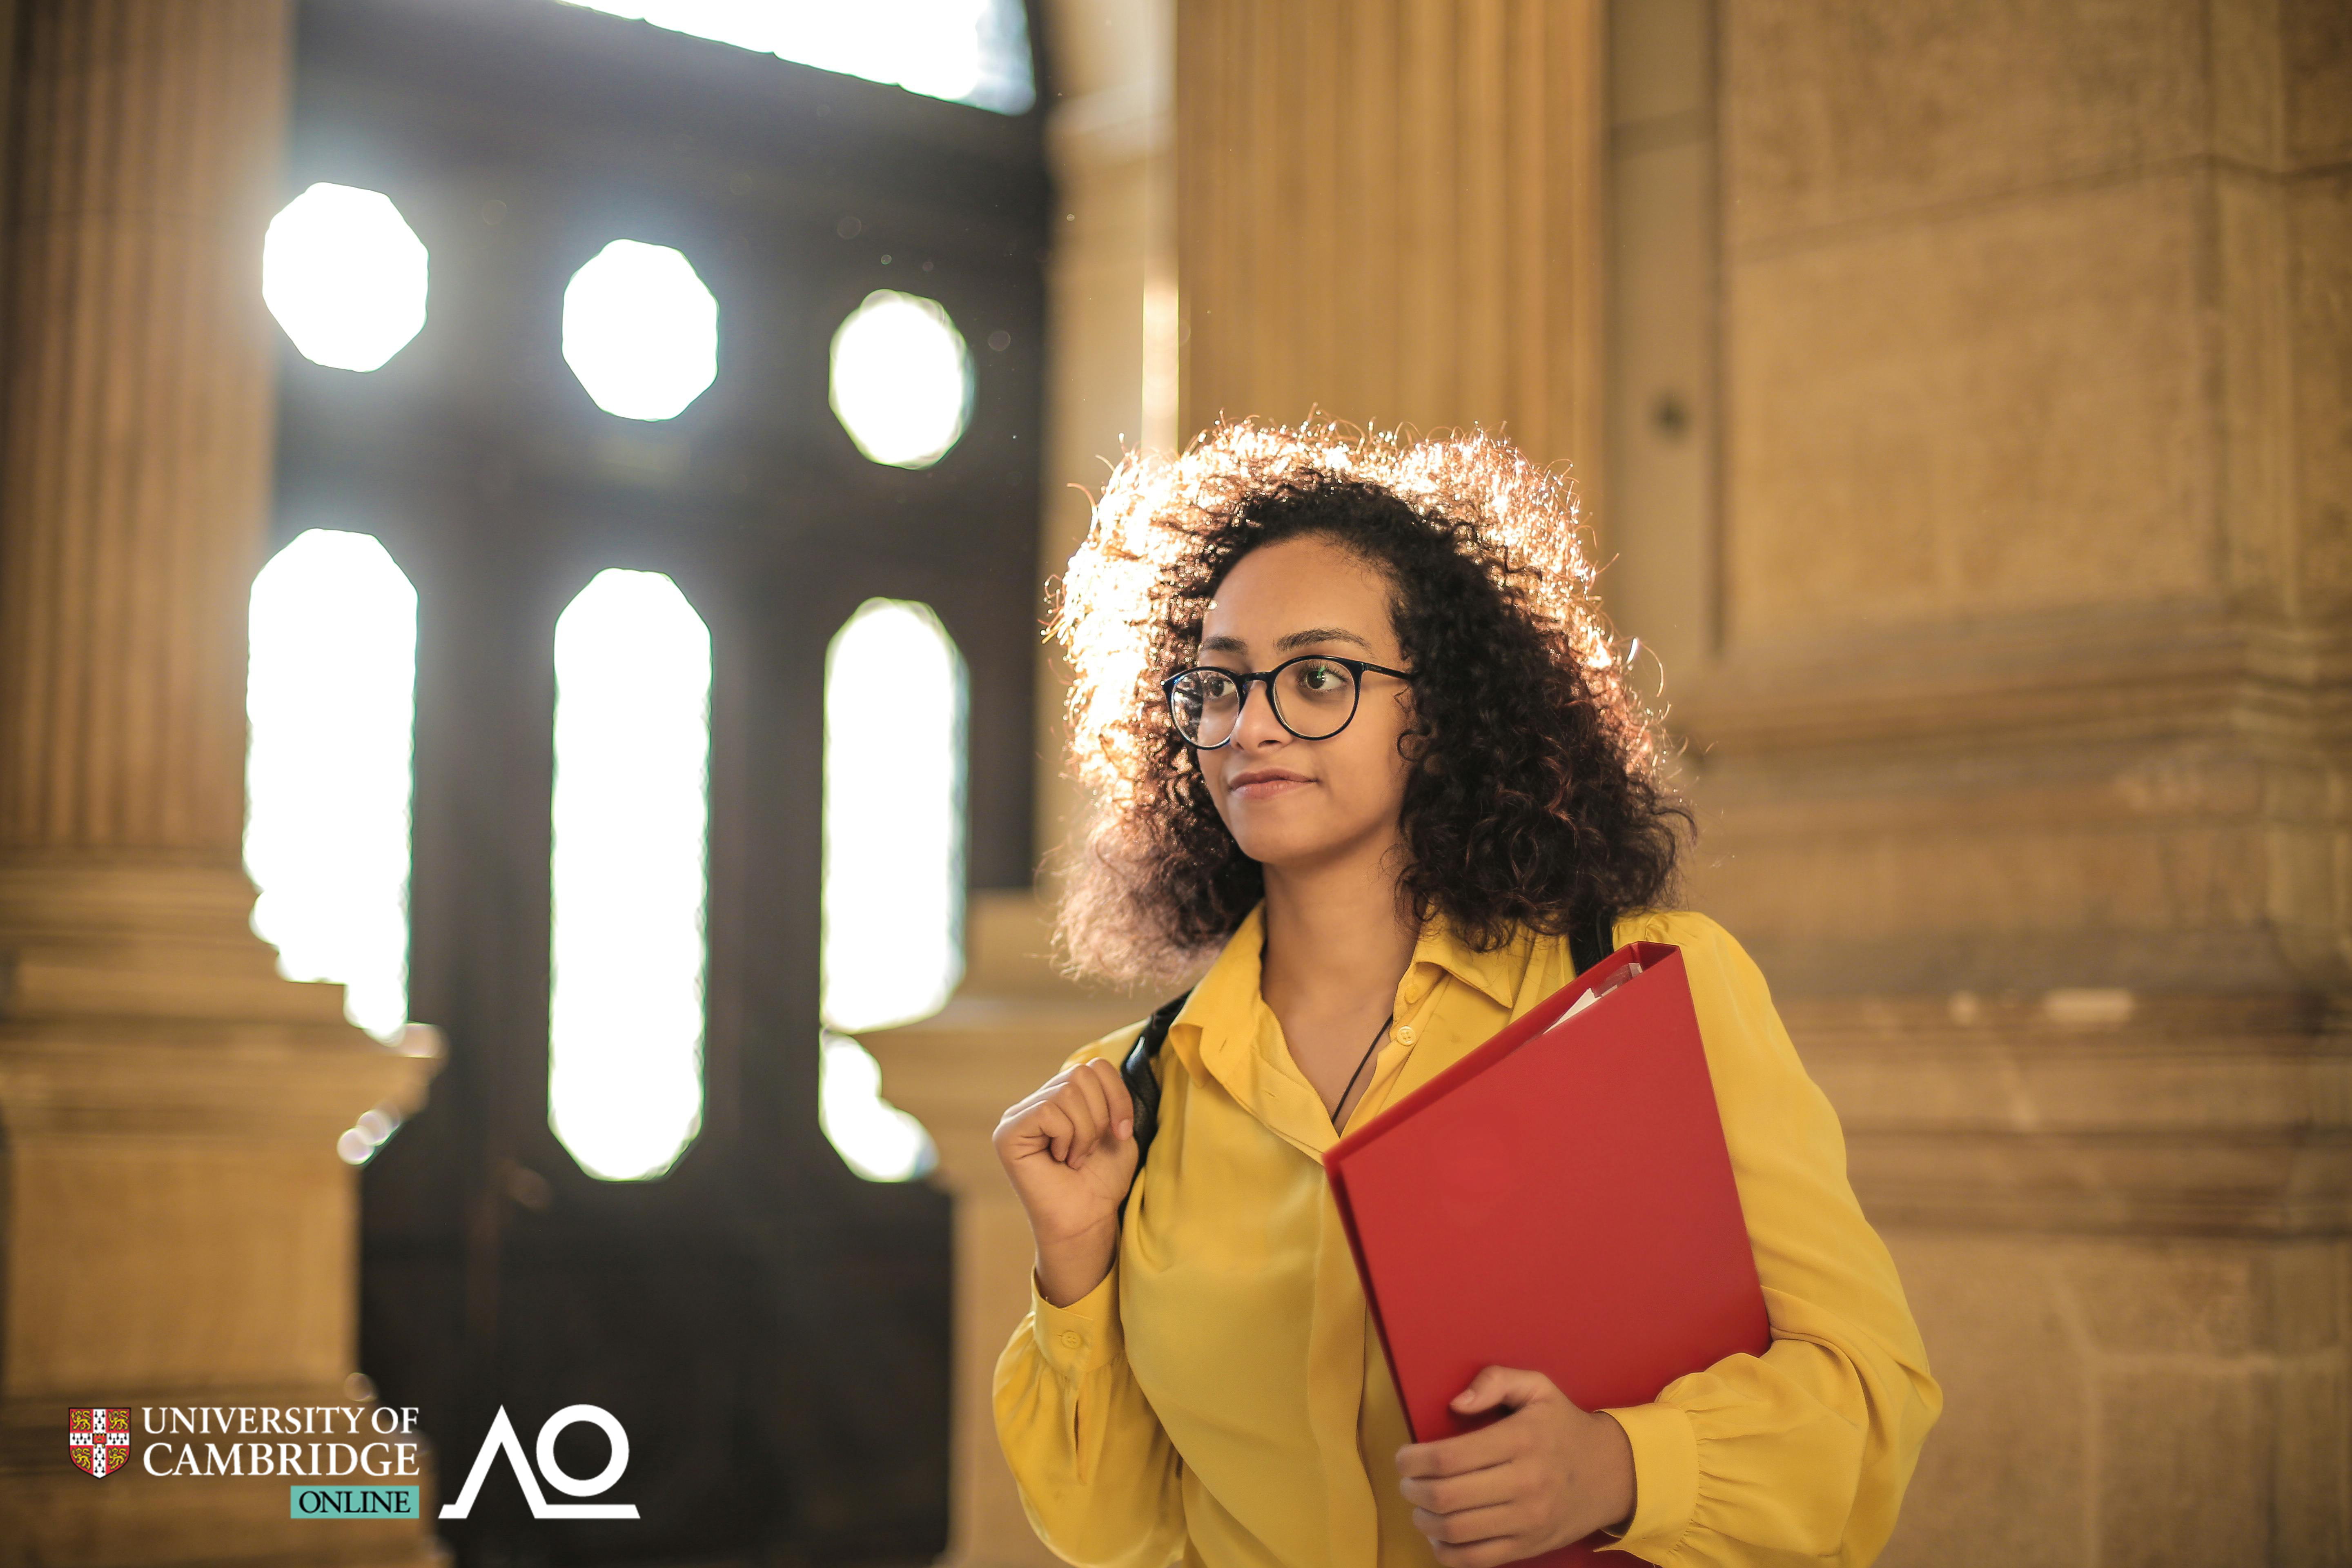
[1160,654,1414,749]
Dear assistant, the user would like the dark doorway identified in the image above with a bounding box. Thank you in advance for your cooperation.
[274,2,1050,1561]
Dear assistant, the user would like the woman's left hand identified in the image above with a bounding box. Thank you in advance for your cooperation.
[1394,1366,1635,1566]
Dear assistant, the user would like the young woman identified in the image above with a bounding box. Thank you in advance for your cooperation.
[992,422,1940,1568]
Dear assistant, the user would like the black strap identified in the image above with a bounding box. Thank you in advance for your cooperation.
[1116,988,1193,1224]
[1569,905,1619,978]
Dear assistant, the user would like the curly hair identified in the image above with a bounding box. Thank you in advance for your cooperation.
[1049,418,1688,987]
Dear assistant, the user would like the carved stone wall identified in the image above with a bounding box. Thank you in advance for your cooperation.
[1607,2,2352,1561]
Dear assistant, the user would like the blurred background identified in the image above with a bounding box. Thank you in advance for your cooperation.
[0,2,2343,1566]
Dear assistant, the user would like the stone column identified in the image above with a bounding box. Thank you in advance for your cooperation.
[1036,0,1177,877]
[864,895,1150,1568]
[1176,0,1606,494]
[0,4,441,1562]
[1604,2,2352,1562]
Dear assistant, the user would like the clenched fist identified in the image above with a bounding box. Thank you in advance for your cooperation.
[994,1056,1140,1307]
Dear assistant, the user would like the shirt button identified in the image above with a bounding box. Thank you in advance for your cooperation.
[1059,1330,1082,1348]
[1393,1025,1418,1046]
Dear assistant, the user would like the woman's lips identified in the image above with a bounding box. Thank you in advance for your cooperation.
[1227,769,1313,800]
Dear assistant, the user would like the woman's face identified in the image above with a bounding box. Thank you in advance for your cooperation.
[1191,534,1417,875]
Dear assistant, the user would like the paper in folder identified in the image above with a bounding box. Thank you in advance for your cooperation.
[1323,943,1771,1566]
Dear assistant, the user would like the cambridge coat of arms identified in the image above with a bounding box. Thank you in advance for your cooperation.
[69,1408,131,1478]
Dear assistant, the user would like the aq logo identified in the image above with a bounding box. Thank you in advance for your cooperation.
[439,1405,639,1520]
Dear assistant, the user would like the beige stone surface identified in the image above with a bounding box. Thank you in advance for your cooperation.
[1035,0,1174,872]
[0,0,290,854]
[1726,170,2218,646]
[1603,123,1715,668]
[2288,170,2352,613]
[1858,1227,2352,1568]
[1852,1167,2350,1566]
[1724,0,2212,249]
[1617,3,2351,1561]
[2285,0,2352,168]
[13,1142,356,1395]
[1871,1233,2091,1567]
[1176,0,1605,490]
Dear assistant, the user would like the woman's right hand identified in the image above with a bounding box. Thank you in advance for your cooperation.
[994,1056,1139,1305]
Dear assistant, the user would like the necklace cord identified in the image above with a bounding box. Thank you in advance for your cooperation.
[1332,1013,1396,1132]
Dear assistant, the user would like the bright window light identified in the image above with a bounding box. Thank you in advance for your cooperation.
[262,183,430,372]
[821,1032,938,1182]
[244,529,417,1040]
[562,240,720,422]
[557,0,1035,114]
[549,569,713,1181]
[821,598,966,1034]
[830,290,973,468]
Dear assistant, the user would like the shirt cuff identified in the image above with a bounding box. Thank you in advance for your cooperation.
[1030,1262,1125,1375]
[1595,1402,1697,1560]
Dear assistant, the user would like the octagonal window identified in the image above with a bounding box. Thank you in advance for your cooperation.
[262,183,430,372]
[829,290,973,469]
[562,240,720,421]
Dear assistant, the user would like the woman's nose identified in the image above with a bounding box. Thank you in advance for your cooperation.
[1232,677,1288,746]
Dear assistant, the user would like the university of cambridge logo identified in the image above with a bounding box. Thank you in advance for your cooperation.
[69,1408,131,1478]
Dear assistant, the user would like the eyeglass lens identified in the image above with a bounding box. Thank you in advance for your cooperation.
[1168,658,1360,746]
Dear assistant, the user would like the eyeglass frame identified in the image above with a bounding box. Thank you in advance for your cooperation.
[1158,653,1416,750]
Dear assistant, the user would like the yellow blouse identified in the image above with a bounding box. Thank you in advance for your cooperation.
[992,907,1940,1568]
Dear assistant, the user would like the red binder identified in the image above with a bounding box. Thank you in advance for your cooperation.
[1324,943,1771,1565]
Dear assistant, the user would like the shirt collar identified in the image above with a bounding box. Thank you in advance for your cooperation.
[1405,909,1527,1009]
[1165,904,1324,1158]
[1162,903,1538,1160]
[1172,901,1528,1031]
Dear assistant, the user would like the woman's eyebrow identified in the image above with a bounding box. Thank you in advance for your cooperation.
[1275,627,1373,653]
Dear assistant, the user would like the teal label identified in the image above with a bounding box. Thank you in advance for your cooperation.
[290,1485,420,1519]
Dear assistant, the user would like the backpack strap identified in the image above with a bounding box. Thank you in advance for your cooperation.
[1569,905,1619,978]
[1116,987,1194,1225]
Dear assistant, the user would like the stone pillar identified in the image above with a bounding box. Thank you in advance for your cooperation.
[0,4,441,1562]
[1604,2,2352,1561]
[864,895,1151,1568]
[1176,0,1606,491]
[884,6,1178,1561]
[1036,0,1177,875]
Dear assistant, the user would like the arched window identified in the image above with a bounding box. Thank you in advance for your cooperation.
[817,598,963,1181]
[548,569,713,1181]
[244,528,419,1042]
[821,597,966,1031]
